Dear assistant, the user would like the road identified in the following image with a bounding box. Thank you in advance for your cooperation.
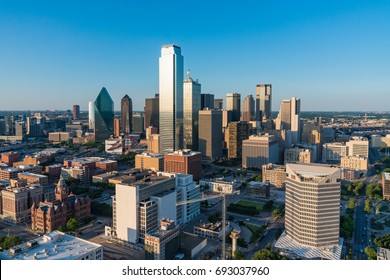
[353,198,368,259]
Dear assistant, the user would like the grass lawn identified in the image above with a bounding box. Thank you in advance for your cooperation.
[235,200,265,211]
[245,223,260,234]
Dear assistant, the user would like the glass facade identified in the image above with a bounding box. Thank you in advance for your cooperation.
[183,76,201,151]
[159,45,184,154]
[93,87,114,142]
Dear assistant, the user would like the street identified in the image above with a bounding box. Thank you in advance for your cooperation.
[353,198,368,259]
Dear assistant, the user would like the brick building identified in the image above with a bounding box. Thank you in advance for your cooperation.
[164,150,202,181]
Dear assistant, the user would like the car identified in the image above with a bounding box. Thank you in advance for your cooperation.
[245,218,250,221]
[360,249,364,253]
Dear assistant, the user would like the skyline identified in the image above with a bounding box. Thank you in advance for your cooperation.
[1,1,390,111]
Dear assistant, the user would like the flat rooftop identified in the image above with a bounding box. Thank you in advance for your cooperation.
[287,163,340,177]
[383,173,390,181]
[0,231,102,260]
[19,172,47,178]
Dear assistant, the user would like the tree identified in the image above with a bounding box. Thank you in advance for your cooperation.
[262,200,274,212]
[364,199,372,214]
[374,234,390,249]
[347,198,356,210]
[67,218,81,232]
[0,236,22,251]
[364,246,377,260]
[272,208,282,218]
[252,248,282,260]
[233,250,245,260]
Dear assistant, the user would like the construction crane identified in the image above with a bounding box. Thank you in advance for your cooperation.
[177,190,240,260]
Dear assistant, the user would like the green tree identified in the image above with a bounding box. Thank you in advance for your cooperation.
[67,218,81,232]
[233,250,245,260]
[374,234,390,249]
[364,199,372,214]
[347,198,356,210]
[0,236,22,251]
[364,246,377,260]
[272,208,282,218]
[252,248,282,260]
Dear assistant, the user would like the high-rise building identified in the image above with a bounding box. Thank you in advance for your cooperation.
[346,136,369,157]
[262,164,286,188]
[112,173,177,243]
[275,163,342,259]
[90,87,114,142]
[183,71,201,151]
[144,94,159,131]
[113,118,120,138]
[382,173,390,200]
[322,142,348,163]
[275,97,301,146]
[242,95,255,122]
[242,134,279,169]
[255,84,272,121]
[198,109,223,160]
[164,150,202,181]
[226,93,241,122]
[214,98,223,110]
[159,45,184,154]
[226,122,250,159]
[132,112,144,133]
[340,156,368,171]
[201,93,214,109]
[72,105,80,120]
[121,94,133,134]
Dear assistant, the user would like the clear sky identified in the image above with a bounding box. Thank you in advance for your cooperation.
[0,1,389,112]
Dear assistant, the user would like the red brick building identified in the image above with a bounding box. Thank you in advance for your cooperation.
[1,152,19,166]
[164,150,202,181]
[31,178,91,233]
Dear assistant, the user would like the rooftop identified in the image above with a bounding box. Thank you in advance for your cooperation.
[0,231,102,260]
[167,149,201,157]
[19,172,47,178]
[383,172,390,181]
[274,231,343,260]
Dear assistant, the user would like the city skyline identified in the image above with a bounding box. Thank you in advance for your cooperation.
[0,1,390,111]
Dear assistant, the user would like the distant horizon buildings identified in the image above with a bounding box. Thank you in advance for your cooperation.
[226,93,241,122]
[144,94,159,132]
[159,45,184,154]
[276,97,301,146]
[256,84,272,121]
[242,95,255,122]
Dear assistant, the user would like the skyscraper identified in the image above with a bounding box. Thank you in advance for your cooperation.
[72,105,80,120]
[214,98,224,110]
[121,95,133,134]
[201,93,214,109]
[183,71,201,151]
[144,94,159,131]
[198,109,223,160]
[90,87,114,142]
[275,97,301,146]
[275,163,341,259]
[256,84,272,121]
[159,45,184,154]
[241,95,255,122]
[226,93,241,122]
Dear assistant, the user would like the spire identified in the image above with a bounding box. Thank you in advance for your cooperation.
[55,177,69,203]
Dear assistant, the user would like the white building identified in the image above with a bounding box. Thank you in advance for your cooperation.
[159,44,184,154]
[199,178,240,194]
[0,231,103,260]
[346,136,369,157]
[175,173,200,224]
[322,142,348,162]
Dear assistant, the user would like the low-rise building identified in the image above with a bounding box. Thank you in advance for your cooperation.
[193,222,231,240]
[199,178,240,194]
[164,150,202,181]
[262,164,286,188]
[246,181,270,198]
[0,231,103,260]
[135,152,164,172]
[18,172,49,186]
[340,156,368,171]
[377,247,390,260]
[382,173,390,200]
[48,132,70,142]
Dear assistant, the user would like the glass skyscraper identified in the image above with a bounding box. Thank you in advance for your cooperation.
[121,94,133,134]
[159,45,184,154]
[91,87,114,142]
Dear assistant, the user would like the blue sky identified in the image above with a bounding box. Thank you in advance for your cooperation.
[0,1,389,111]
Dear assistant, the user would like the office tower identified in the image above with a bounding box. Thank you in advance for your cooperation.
[382,173,390,200]
[14,122,25,138]
[72,105,80,120]
[198,109,223,160]
[242,134,279,169]
[121,94,133,134]
[90,87,114,142]
[113,118,120,138]
[226,122,250,159]
[214,98,223,110]
[113,173,177,243]
[0,119,5,135]
[262,164,286,188]
[174,173,200,223]
[340,156,368,171]
[242,95,255,122]
[255,84,272,121]
[159,45,184,154]
[201,93,214,109]
[277,163,341,259]
[183,71,201,150]
[135,152,164,171]
[26,117,41,137]
[275,97,301,146]
[322,142,348,163]
[146,126,158,140]
[88,101,95,132]
[226,93,241,122]
[147,134,160,154]
[284,147,312,164]
[164,150,202,181]
[144,94,159,131]
[132,112,144,133]
[346,136,369,157]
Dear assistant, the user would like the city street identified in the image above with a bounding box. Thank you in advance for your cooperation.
[353,198,368,259]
